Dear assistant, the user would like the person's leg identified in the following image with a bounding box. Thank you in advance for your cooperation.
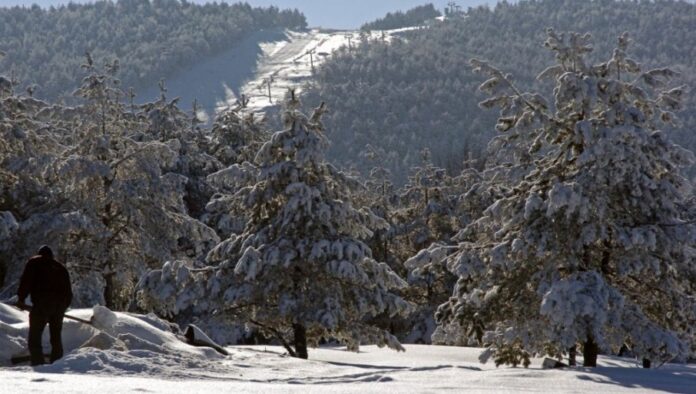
[48,313,64,363]
[28,312,48,366]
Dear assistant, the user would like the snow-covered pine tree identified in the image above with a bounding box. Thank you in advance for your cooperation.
[434,30,696,367]
[73,54,126,137]
[138,92,411,358]
[203,95,270,236]
[142,80,190,142]
[402,158,495,345]
[0,56,221,307]
[39,59,218,308]
[0,58,109,300]
[398,148,458,254]
[387,148,459,343]
[360,144,397,265]
[208,94,268,167]
[0,60,60,293]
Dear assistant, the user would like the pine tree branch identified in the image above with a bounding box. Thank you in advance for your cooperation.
[109,141,160,171]
[248,319,296,358]
[632,219,696,227]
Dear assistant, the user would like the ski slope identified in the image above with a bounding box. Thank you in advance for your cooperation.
[2,304,694,393]
[218,27,423,114]
[224,30,345,112]
[137,25,427,120]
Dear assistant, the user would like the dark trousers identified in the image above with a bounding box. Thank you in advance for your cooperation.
[28,311,64,365]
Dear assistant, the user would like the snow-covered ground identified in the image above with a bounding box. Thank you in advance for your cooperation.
[2,303,694,393]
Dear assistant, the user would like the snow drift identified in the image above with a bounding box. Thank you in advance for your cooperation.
[0,304,224,377]
[2,302,695,392]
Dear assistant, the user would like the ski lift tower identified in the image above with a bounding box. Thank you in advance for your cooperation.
[344,33,354,51]
[306,48,316,73]
[260,75,274,104]
[447,1,463,17]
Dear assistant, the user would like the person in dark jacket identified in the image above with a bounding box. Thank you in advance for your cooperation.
[16,245,73,366]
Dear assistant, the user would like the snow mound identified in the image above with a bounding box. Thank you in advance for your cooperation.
[0,322,24,365]
[0,303,29,365]
[41,347,225,377]
[1,305,224,376]
[0,304,99,366]
[79,332,127,352]
[0,302,26,324]
[89,306,221,358]
[91,305,118,329]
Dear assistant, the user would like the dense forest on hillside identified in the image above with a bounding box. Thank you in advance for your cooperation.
[361,3,441,31]
[305,0,696,183]
[2,10,696,364]
[0,0,306,101]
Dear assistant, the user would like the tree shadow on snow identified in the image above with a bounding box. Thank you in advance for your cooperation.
[323,361,411,370]
[576,365,696,394]
[255,363,464,385]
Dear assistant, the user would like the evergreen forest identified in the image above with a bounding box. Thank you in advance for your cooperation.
[305,0,696,183]
[0,0,694,368]
[0,0,306,100]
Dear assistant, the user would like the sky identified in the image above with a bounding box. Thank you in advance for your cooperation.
[0,0,499,29]
[240,1,498,28]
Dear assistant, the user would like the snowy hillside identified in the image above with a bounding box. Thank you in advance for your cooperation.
[2,303,694,393]
[2,3,696,393]
[137,29,289,117]
[137,26,417,119]
[217,27,423,114]
[220,29,352,113]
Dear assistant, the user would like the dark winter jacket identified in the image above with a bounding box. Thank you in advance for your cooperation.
[17,254,73,315]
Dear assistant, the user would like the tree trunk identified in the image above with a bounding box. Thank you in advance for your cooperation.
[618,344,629,357]
[642,358,651,369]
[568,345,577,366]
[293,323,308,359]
[104,272,114,309]
[583,337,598,367]
[0,260,6,289]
